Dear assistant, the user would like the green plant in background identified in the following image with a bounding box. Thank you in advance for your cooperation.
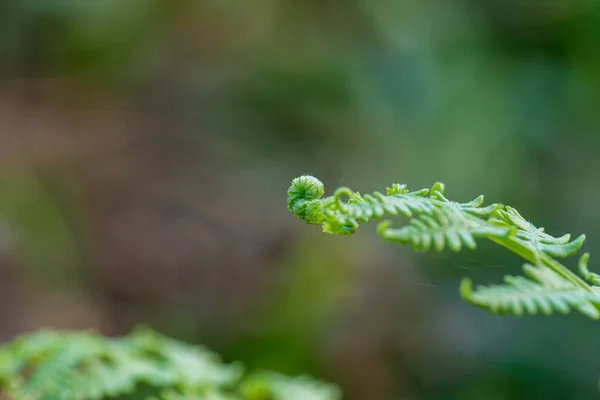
[287,175,600,318]
[0,327,340,400]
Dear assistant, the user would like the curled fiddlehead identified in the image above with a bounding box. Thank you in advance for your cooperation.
[288,175,326,226]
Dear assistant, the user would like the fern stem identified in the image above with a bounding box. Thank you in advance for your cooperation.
[489,236,593,292]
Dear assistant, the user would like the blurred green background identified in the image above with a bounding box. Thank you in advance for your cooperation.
[1,1,600,399]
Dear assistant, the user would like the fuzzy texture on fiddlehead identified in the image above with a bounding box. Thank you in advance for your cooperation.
[287,175,326,225]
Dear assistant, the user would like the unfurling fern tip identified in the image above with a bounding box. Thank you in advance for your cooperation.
[287,175,325,225]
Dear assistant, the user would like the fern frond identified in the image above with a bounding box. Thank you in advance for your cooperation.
[0,328,242,400]
[0,328,339,400]
[489,206,586,259]
[378,206,510,252]
[129,327,242,388]
[288,176,503,237]
[320,186,433,234]
[461,263,600,319]
[287,175,600,321]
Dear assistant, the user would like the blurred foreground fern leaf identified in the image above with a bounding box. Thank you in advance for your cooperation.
[0,327,341,400]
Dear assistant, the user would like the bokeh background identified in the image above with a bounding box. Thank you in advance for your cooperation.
[1,1,600,399]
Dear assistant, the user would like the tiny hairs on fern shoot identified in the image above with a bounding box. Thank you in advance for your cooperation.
[287,175,600,320]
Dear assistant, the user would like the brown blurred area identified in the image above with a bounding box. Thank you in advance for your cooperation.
[0,80,290,329]
[0,79,428,399]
